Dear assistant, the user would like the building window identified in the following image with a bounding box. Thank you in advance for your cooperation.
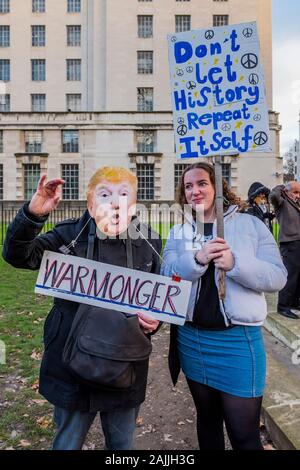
[175,15,191,32]
[67,59,81,81]
[0,164,3,200]
[213,0,228,2]
[25,131,43,153]
[61,164,79,200]
[174,164,189,197]
[32,25,45,46]
[137,51,153,74]
[0,0,9,13]
[24,164,41,200]
[137,131,155,153]
[62,130,79,152]
[32,0,45,12]
[213,15,229,26]
[0,94,10,111]
[137,88,153,111]
[67,0,81,13]
[176,1,190,2]
[0,25,10,47]
[138,0,152,2]
[0,59,10,81]
[31,59,46,80]
[0,130,3,152]
[31,94,46,111]
[137,164,154,200]
[138,15,153,38]
[66,94,81,111]
[67,25,81,46]
[222,163,231,185]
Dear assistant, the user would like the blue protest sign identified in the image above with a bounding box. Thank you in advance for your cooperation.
[168,22,271,158]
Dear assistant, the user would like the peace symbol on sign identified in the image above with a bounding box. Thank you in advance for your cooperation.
[171,36,177,43]
[176,69,184,76]
[254,131,268,146]
[186,81,196,90]
[186,66,194,73]
[249,73,259,85]
[243,28,253,38]
[177,125,188,136]
[221,123,231,131]
[205,30,214,40]
[241,53,258,69]
[253,114,261,122]
[177,117,185,125]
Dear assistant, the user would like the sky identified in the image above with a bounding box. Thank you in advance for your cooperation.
[273,0,300,154]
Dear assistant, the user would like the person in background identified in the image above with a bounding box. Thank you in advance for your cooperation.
[270,181,300,319]
[245,182,275,233]
[161,162,287,450]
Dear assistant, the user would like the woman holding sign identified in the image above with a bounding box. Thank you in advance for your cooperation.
[162,162,287,450]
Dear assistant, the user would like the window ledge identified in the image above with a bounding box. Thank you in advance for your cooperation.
[128,152,163,158]
[15,153,49,157]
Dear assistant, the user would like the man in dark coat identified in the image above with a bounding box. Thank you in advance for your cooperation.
[245,181,275,232]
[2,166,162,450]
[270,181,300,319]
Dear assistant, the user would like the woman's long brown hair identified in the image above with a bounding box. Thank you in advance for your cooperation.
[175,162,243,212]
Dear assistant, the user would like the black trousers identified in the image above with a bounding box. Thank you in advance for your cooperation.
[278,241,300,309]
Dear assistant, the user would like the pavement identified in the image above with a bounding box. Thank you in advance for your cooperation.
[263,294,300,450]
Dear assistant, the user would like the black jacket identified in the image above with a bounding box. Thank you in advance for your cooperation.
[244,204,274,232]
[2,204,162,412]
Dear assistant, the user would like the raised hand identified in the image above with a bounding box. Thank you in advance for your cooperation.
[28,175,65,217]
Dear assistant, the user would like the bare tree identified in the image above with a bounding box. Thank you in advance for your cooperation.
[283,140,298,182]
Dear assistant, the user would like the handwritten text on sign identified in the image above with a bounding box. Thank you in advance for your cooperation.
[35,251,192,326]
[168,22,271,158]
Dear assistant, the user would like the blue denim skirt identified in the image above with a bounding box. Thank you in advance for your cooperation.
[177,324,266,398]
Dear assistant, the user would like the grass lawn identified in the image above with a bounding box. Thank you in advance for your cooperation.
[0,256,54,449]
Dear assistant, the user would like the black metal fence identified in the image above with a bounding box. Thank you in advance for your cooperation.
[0,201,179,245]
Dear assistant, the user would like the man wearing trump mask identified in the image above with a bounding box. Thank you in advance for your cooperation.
[3,166,162,450]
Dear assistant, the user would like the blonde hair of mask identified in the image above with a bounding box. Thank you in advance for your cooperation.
[87,167,138,204]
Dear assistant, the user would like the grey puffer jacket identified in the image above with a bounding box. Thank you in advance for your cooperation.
[161,206,287,327]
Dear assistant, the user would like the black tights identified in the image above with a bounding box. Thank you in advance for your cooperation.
[187,378,264,450]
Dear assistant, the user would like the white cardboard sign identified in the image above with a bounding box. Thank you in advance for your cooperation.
[168,21,271,158]
[35,251,192,326]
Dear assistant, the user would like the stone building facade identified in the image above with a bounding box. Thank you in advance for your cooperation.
[0,0,282,202]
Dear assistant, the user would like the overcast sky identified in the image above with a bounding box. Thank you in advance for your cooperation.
[273,0,300,154]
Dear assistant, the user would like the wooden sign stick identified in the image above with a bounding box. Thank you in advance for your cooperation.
[214,155,226,299]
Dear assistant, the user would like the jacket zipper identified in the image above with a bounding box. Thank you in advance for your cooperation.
[212,210,234,328]
[219,298,231,327]
[191,207,236,327]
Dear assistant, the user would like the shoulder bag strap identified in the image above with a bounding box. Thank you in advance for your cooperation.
[126,235,133,269]
[87,219,96,260]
